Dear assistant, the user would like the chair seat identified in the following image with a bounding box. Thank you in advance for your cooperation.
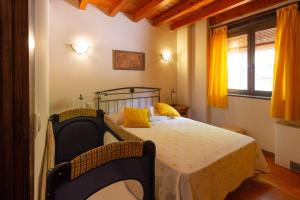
[88,181,137,200]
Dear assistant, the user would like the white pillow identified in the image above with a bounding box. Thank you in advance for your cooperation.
[146,106,171,122]
[149,115,171,122]
[113,108,124,125]
[146,106,155,117]
[146,106,161,116]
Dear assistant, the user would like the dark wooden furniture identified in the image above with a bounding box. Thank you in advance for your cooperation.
[171,105,189,118]
[0,0,32,199]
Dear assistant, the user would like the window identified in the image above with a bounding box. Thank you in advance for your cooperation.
[255,28,275,92]
[227,14,276,98]
[228,34,248,90]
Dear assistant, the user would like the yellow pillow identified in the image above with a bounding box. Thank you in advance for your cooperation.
[155,103,180,117]
[124,108,150,128]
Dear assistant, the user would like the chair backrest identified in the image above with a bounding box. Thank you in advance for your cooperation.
[46,141,155,200]
[50,109,105,165]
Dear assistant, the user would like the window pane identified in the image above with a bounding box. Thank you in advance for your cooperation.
[228,34,248,90]
[255,28,276,92]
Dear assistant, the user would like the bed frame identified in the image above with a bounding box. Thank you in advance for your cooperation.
[95,87,161,114]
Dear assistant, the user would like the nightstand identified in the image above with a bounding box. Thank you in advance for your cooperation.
[171,105,189,118]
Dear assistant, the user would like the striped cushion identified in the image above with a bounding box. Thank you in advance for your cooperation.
[59,109,97,122]
[70,141,143,180]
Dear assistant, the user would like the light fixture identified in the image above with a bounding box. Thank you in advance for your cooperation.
[161,50,171,62]
[71,41,90,54]
[29,32,35,51]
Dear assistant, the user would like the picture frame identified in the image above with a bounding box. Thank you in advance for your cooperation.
[113,50,145,70]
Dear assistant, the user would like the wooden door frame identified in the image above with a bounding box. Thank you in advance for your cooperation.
[0,0,33,199]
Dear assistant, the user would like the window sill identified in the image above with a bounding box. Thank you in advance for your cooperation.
[228,93,271,100]
[276,120,300,128]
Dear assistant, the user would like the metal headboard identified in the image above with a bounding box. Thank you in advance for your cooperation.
[95,87,161,114]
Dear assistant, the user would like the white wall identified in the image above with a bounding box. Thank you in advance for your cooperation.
[190,20,208,122]
[50,0,177,114]
[209,97,276,152]
[176,20,208,122]
[176,27,190,106]
[275,123,300,169]
[29,0,50,199]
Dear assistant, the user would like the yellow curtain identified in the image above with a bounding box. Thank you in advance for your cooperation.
[207,26,228,108]
[271,4,300,121]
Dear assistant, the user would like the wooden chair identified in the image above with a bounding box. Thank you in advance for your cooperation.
[46,141,155,200]
[49,109,106,165]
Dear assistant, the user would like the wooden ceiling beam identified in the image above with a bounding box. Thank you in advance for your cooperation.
[79,0,88,10]
[209,0,291,26]
[170,0,253,30]
[132,0,168,22]
[109,0,129,17]
[153,0,215,26]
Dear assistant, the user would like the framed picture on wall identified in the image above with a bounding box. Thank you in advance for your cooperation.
[113,50,145,70]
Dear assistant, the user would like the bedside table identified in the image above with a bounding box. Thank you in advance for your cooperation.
[171,105,189,118]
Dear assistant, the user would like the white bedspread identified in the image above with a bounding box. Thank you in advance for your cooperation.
[104,116,269,200]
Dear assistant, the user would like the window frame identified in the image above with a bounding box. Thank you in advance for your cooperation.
[227,13,276,98]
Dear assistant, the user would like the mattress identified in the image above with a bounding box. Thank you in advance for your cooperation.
[104,115,270,200]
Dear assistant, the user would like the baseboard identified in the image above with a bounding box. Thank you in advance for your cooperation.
[262,149,275,158]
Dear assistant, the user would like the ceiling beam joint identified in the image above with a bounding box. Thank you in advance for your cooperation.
[133,0,169,22]
[79,0,88,10]
[209,0,292,26]
[153,0,214,26]
[170,0,253,30]
[109,0,129,17]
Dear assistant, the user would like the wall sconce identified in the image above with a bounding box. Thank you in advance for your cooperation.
[161,50,171,62]
[29,32,35,51]
[71,41,90,54]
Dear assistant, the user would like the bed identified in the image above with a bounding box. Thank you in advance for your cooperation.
[96,87,270,200]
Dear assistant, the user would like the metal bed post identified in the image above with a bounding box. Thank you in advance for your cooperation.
[158,90,161,102]
[97,94,100,110]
